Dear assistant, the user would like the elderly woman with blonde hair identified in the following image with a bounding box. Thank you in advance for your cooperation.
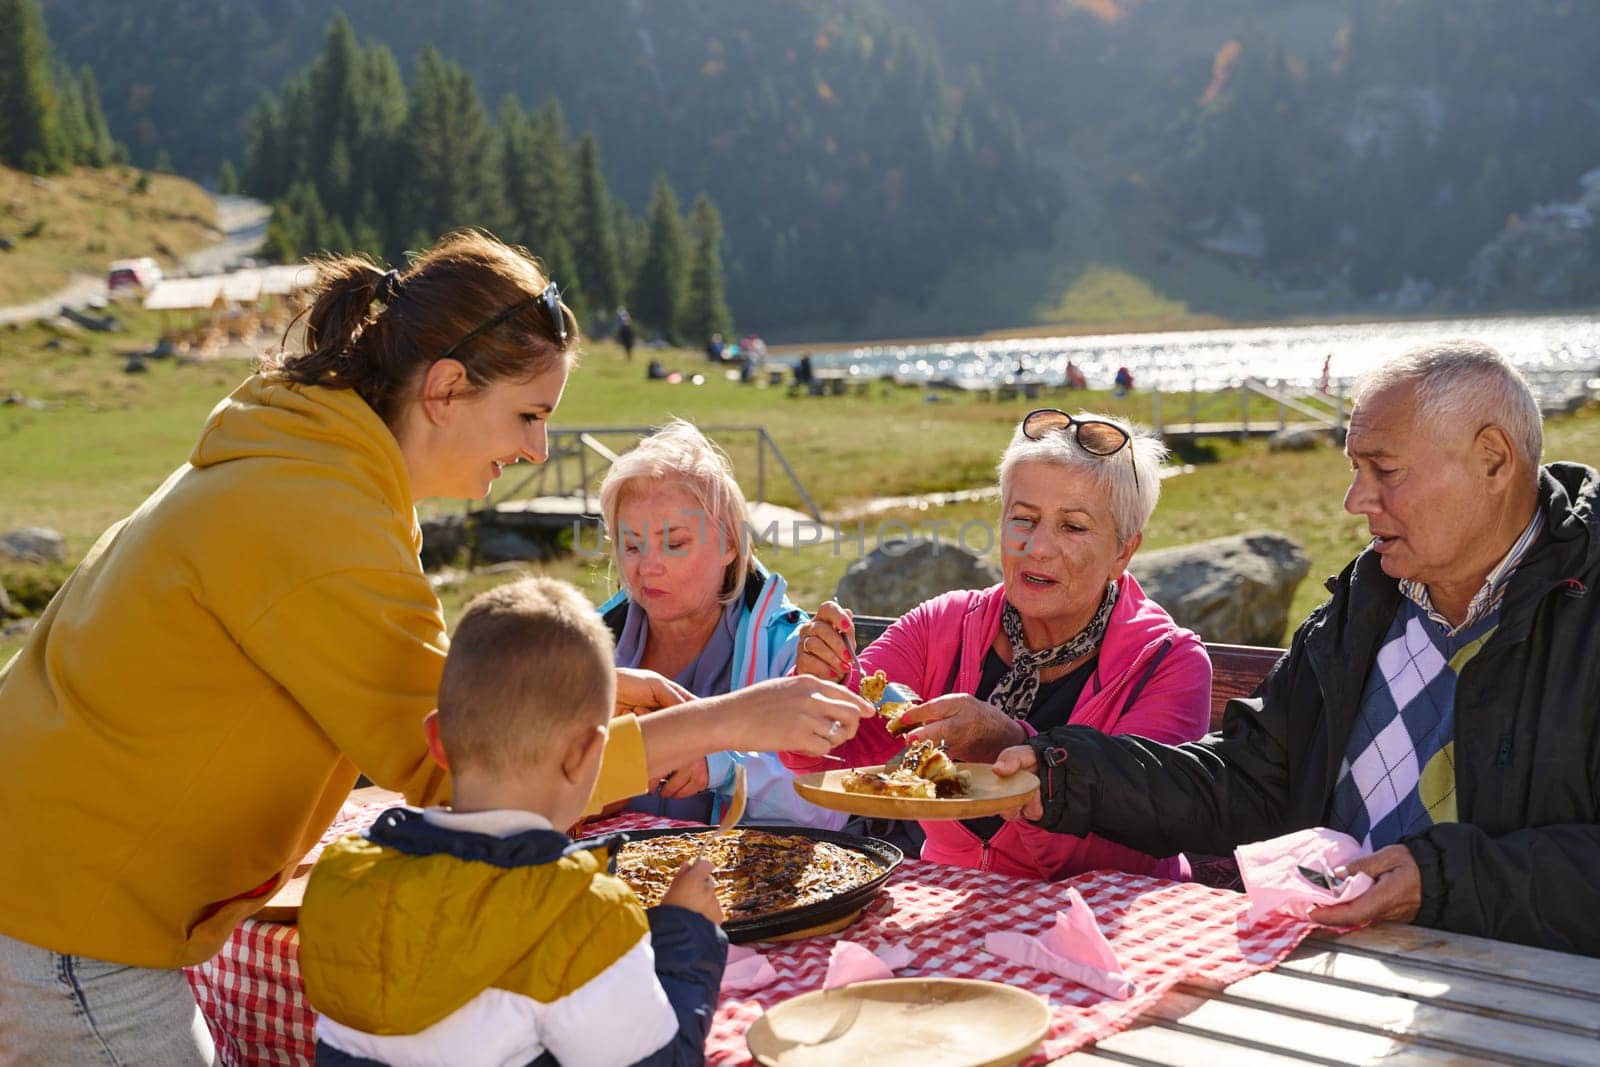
[787,410,1212,879]
[598,419,846,829]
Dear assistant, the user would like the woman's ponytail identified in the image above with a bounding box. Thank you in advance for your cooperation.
[265,254,395,403]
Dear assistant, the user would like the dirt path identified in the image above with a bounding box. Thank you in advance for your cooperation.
[0,195,269,327]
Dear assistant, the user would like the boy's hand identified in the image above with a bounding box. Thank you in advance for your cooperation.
[661,858,724,925]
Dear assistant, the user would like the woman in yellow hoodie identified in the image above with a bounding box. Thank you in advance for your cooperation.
[0,231,870,1064]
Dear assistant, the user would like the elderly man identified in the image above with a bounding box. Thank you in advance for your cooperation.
[997,340,1600,955]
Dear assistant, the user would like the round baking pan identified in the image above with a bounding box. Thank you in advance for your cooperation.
[605,823,903,943]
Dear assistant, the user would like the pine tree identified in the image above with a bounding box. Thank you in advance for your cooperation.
[572,133,624,316]
[399,47,505,247]
[240,96,289,199]
[52,60,90,165]
[681,194,732,346]
[497,95,540,247]
[218,159,239,195]
[631,172,689,343]
[0,0,66,173]
[77,66,117,167]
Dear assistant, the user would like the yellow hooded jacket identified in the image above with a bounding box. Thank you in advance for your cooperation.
[0,376,646,968]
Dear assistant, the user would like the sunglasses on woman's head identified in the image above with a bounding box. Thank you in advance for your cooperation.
[1020,408,1139,491]
[437,280,567,363]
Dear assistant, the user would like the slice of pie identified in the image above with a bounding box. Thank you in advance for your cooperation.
[840,739,971,799]
[860,669,916,736]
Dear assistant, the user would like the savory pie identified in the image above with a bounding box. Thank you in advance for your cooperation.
[860,669,916,736]
[615,829,884,921]
[840,739,971,799]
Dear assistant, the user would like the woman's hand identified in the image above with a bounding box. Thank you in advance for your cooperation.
[657,758,710,799]
[615,667,694,717]
[718,674,874,756]
[902,694,1028,763]
[661,858,724,925]
[794,601,855,682]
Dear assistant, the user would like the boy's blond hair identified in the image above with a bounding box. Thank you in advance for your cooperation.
[437,577,616,774]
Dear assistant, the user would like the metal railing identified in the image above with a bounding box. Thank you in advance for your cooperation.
[483,425,823,521]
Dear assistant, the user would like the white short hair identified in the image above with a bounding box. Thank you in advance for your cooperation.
[1355,340,1543,483]
[996,412,1166,544]
[598,419,751,605]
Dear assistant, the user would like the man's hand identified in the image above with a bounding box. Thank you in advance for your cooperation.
[615,667,694,717]
[1307,844,1422,928]
[993,744,1043,821]
[902,694,1027,763]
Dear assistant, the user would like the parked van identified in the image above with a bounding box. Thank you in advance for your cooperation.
[107,257,163,293]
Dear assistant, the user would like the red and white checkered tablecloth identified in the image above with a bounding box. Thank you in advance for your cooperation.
[186,804,1315,1066]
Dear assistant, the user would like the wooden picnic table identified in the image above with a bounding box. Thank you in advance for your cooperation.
[1059,921,1600,1066]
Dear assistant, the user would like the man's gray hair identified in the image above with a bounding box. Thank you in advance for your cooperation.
[1355,340,1543,480]
[996,412,1166,544]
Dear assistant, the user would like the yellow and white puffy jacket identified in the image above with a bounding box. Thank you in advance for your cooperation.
[301,807,728,1067]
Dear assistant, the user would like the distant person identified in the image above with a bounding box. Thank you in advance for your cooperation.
[706,333,725,363]
[739,346,756,384]
[1320,354,1333,396]
[647,358,669,381]
[300,577,727,1065]
[1066,361,1088,391]
[793,352,815,387]
[616,308,636,362]
[1113,366,1135,398]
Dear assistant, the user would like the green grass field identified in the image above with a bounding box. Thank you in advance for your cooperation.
[4,305,1598,663]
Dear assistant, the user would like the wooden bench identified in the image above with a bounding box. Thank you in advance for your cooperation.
[851,614,1283,730]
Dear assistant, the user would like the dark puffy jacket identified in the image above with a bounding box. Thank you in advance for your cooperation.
[1029,462,1600,956]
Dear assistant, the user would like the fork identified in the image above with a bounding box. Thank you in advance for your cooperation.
[697,764,747,860]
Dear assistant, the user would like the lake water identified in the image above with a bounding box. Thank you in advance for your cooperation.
[805,314,1600,402]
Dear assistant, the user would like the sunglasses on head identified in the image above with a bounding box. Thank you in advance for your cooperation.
[1020,408,1139,492]
[437,280,567,364]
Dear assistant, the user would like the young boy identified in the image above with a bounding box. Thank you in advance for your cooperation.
[299,577,728,1066]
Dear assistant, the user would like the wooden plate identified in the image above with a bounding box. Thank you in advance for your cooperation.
[791,764,1039,820]
[746,978,1050,1067]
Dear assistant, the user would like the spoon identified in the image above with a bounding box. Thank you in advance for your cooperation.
[698,764,747,860]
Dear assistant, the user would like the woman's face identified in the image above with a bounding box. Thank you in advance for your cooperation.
[614,482,738,629]
[422,361,569,500]
[999,460,1139,645]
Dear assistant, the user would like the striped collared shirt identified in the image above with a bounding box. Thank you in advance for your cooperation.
[1400,511,1545,635]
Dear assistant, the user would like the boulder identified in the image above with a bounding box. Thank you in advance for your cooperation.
[0,527,67,565]
[1134,530,1310,646]
[419,513,469,570]
[1268,428,1326,452]
[473,526,547,565]
[834,538,1000,617]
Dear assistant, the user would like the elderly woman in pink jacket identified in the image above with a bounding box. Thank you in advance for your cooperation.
[787,409,1211,881]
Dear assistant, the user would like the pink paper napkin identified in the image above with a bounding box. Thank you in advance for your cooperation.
[720,944,779,995]
[984,887,1135,1000]
[1234,826,1375,924]
[822,940,914,989]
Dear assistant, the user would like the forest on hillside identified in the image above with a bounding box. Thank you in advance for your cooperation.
[36,0,1600,335]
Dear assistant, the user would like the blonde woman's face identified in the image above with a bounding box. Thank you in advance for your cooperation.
[614,482,738,628]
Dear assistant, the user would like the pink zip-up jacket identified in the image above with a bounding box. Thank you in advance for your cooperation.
[783,573,1211,881]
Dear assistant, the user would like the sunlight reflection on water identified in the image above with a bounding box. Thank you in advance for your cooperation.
[808,315,1600,401]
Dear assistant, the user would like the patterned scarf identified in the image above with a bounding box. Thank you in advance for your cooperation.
[988,580,1119,720]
